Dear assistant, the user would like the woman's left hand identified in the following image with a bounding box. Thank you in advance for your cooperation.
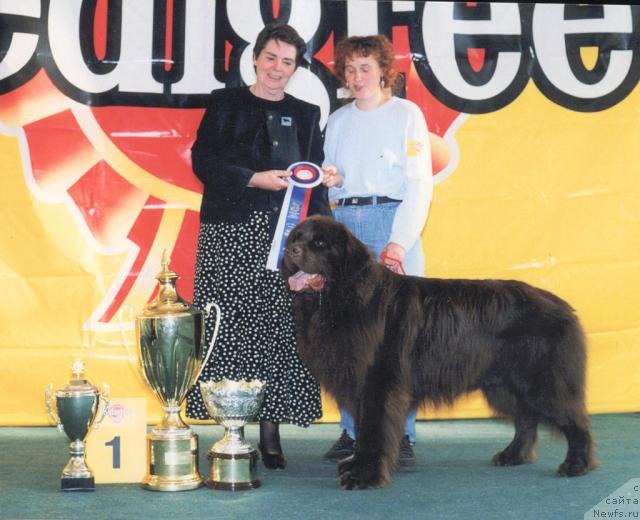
[321,165,343,188]
[381,242,406,272]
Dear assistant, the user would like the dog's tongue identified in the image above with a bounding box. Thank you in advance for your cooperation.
[288,271,325,292]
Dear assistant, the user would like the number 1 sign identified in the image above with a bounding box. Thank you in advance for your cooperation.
[86,398,146,484]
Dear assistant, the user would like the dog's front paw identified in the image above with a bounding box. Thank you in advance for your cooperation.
[337,456,390,490]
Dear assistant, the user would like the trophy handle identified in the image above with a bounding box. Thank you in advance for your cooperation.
[118,304,152,388]
[45,384,64,433]
[195,302,222,382]
[93,383,111,430]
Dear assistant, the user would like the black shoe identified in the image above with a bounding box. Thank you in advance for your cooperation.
[259,420,287,470]
[322,429,355,464]
[258,444,287,470]
[399,435,416,470]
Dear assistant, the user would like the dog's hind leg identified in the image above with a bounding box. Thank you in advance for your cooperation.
[546,332,597,476]
[554,410,597,477]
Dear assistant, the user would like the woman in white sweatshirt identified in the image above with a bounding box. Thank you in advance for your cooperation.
[321,34,433,467]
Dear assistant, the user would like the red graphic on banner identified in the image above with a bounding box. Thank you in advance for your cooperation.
[3,30,462,329]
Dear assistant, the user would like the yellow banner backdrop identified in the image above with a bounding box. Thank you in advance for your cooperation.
[1,2,639,425]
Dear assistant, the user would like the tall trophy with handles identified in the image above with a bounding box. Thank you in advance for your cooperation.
[135,253,221,491]
[45,358,110,491]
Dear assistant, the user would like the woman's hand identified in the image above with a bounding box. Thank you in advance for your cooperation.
[248,170,291,191]
[381,242,406,273]
[321,165,343,188]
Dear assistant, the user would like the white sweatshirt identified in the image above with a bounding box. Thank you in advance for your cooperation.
[324,96,433,252]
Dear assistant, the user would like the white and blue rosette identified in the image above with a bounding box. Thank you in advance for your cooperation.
[266,161,323,271]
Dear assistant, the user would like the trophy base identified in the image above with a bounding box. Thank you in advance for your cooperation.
[142,431,203,492]
[142,474,203,492]
[61,476,95,492]
[205,479,261,491]
[205,450,260,491]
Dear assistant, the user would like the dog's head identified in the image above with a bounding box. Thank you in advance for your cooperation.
[282,216,373,293]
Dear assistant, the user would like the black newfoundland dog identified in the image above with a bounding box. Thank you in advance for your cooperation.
[282,216,596,489]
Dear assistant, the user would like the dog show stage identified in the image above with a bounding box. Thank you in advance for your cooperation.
[1,415,638,520]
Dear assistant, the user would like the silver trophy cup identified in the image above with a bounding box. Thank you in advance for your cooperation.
[45,358,110,491]
[199,379,265,490]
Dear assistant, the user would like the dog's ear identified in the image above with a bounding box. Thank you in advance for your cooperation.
[340,227,372,280]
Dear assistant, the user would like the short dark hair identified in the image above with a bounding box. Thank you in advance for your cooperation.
[253,23,307,68]
[334,34,398,88]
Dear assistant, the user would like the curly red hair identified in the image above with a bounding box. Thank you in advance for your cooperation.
[334,35,398,88]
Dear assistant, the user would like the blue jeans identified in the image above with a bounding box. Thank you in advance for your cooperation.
[333,202,423,443]
[340,408,418,445]
[333,202,425,277]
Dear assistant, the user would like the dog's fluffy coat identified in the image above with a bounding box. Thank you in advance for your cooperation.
[282,216,596,489]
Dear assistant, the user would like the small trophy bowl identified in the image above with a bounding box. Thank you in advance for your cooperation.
[199,379,265,490]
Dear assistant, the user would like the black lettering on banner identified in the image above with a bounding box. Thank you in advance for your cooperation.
[150,0,185,92]
[78,0,121,77]
[304,0,343,111]
[0,4,42,94]
[0,1,639,113]
[376,0,416,38]
[409,2,533,114]
[531,4,640,112]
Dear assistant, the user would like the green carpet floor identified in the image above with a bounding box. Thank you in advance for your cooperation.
[0,414,638,520]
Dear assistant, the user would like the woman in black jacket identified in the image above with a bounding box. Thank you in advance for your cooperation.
[185,23,330,470]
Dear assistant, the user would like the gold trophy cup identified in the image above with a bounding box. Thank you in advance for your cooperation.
[45,358,110,491]
[199,379,265,490]
[135,253,221,491]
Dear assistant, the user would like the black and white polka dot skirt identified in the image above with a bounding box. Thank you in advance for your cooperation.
[185,211,322,427]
